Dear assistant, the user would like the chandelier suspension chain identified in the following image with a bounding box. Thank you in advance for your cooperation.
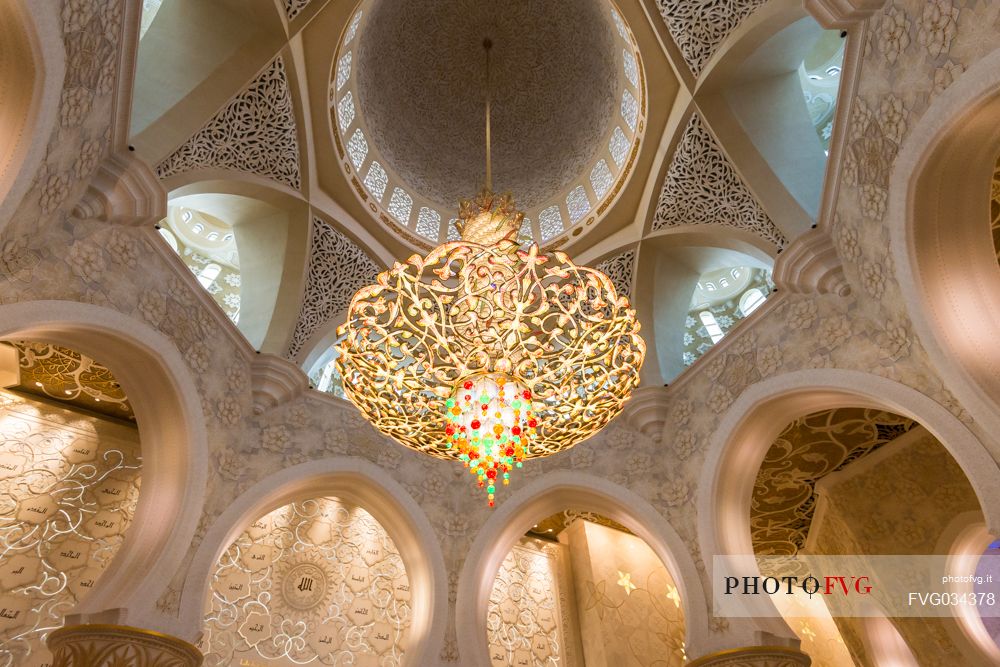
[484,37,493,192]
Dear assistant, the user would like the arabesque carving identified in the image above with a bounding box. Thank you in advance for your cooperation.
[655,0,768,76]
[750,408,916,556]
[201,496,411,666]
[156,57,301,190]
[652,114,786,248]
[595,248,636,301]
[285,218,380,360]
[0,392,141,666]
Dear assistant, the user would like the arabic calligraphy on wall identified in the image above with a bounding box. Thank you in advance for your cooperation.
[201,496,411,666]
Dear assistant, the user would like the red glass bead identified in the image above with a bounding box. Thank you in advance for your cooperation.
[528,419,537,428]
[511,426,520,435]
[486,469,496,479]
[464,380,473,390]
[506,447,514,456]
[523,390,531,399]
[471,420,481,430]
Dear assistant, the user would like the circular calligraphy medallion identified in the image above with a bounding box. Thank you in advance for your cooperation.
[281,562,329,611]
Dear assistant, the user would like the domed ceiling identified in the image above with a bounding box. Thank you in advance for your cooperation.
[357,0,616,210]
[333,0,646,246]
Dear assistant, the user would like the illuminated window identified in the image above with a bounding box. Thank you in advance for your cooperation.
[739,288,766,316]
[158,227,178,251]
[621,89,639,132]
[699,311,725,343]
[336,51,352,91]
[612,8,629,41]
[387,187,413,224]
[539,206,564,242]
[344,10,363,44]
[347,128,368,170]
[567,186,591,223]
[590,159,613,199]
[610,126,629,167]
[518,217,533,245]
[197,263,221,289]
[623,50,639,89]
[364,162,388,202]
[308,345,346,399]
[415,207,441,239]
[337,91,355,131]
[158,207,242,324]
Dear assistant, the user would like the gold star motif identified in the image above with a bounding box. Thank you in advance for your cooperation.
[617,571,636,595]
[665,583,681,608]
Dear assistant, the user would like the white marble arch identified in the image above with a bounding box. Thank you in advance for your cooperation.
[888,47,1000,446]
[178,457,448,665]
[697,368,1000,649]
[0,300,209,630]
[455,470,710,663]
[0,0,65,233]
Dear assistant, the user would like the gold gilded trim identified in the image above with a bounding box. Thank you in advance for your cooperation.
[48,623,204,663]
[686,645,810,667]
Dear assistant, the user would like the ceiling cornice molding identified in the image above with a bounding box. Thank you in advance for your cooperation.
[772,228,851,297]
[72,150,166,227]
[621,384,670,443]
[155,56,302,191]
[250,352,309,414]
[804,0,888,30]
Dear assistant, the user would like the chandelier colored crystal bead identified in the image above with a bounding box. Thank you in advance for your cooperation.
[337,184,644,504]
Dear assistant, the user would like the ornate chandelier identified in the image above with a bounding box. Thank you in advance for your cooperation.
[336,41,645,505]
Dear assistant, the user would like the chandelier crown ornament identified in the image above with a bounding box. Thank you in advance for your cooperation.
[456,188,522,247]
[335,38,646,506]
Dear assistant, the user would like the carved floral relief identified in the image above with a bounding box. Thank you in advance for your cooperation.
[201,496,411,666]
[0,391,141,667]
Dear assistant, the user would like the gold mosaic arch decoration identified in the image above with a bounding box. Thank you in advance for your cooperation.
[750,408,917,556]
[6,342,134,421]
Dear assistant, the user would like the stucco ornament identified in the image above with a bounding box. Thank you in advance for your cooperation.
[653,114,786,248]
[156,57,301,190]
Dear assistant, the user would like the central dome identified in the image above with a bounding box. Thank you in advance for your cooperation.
[355,0,619,211]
